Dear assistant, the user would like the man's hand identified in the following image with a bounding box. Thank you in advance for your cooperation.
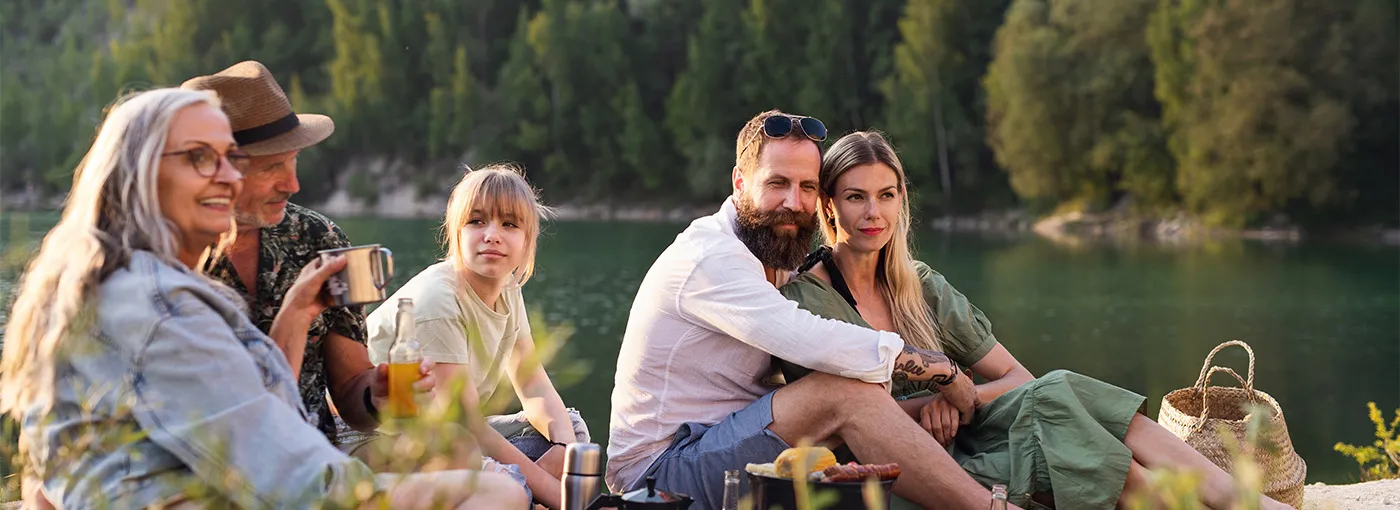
[536,444,566,478]
[939,371,979,425]
[369,357,438,412]
[280,255,347,323]
[918,394,962,447]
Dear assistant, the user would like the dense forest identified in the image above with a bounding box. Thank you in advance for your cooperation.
[2,0,1396,227]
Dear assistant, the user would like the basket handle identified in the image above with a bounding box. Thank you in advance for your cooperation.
[1192,366,1261,432]
[1191,340,1255,391]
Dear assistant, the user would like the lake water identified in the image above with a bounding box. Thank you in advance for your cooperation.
[2,211,1397,485]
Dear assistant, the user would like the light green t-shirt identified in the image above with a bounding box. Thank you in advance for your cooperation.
[366,261,532,404]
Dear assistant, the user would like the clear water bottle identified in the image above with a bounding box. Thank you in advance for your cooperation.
[989,483,1008,510]
[720,469,741,510]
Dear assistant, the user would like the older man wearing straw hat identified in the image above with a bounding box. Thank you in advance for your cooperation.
[181,61,433,456]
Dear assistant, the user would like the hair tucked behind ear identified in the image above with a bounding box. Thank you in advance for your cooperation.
[1,88,223,415]
[819,131,943,352]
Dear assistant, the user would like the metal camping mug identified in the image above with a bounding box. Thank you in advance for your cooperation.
[318,244,394,307]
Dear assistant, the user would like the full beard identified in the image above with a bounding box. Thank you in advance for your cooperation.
[734,198,818,271]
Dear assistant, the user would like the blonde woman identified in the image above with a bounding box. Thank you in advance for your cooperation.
[0,88,525,509]
[778,131,1291,510]
[366,164,587,510]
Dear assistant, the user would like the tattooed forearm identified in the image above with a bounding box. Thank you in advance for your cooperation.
[910,345,951,369]
[893,345,957,383]
[893,359,925,377]
[928,370,956,386]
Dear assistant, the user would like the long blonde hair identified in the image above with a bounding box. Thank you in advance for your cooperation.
[1,88,224,415]
[441,163,552,286]
[818,131,942,352]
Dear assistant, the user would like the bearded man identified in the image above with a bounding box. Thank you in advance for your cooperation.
[605,111,1020,509]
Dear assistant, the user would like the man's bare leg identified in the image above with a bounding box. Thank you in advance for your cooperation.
[1123,414,1291,510]
[766,371,1022,510]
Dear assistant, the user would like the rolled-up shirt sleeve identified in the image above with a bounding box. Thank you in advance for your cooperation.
[130,289,374,508]
[675,246,903,383]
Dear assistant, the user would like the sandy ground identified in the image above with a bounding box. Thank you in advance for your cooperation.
[1303,479,1400,509]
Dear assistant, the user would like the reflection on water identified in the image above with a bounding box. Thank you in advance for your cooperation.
[2,212,1396,484]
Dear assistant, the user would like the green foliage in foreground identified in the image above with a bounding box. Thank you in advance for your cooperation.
[0,298,584,505]
[1334,402,1400,481]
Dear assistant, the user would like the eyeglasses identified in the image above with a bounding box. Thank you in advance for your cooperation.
[738,115,828,159]
[161,144,251,178]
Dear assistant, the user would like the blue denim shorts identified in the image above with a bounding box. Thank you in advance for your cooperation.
[487,407,593,460]
[637,391,791,510]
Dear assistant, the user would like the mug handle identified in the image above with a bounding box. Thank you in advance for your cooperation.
[373,247,394,289]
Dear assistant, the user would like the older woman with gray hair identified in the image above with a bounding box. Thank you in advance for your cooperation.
[1,87,526,509]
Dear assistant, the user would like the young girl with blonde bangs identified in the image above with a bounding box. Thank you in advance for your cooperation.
[366,164,588,510]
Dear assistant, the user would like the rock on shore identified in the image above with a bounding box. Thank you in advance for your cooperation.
[1304,479,1400,509]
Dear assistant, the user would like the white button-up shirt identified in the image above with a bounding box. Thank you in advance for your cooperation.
[605,198,904,491]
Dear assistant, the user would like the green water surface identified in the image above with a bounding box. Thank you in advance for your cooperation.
[2,212,1396,485]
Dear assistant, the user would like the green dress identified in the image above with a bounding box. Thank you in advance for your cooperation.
[777,259,1145,509]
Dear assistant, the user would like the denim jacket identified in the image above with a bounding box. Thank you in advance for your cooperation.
[21,251,375,509]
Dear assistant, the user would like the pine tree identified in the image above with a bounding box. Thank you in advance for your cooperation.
[881,0,1013,213]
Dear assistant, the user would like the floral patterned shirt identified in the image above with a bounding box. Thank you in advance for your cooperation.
[204,202,367,444]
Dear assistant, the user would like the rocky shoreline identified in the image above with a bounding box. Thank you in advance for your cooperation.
[1028,210,1400,247]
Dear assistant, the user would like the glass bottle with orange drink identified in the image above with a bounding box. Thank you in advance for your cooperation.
[386,297,422,418]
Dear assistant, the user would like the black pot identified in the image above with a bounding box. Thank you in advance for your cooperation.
[746,473,895,510]
[587,476,694,510]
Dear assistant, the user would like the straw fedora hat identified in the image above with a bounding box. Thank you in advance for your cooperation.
[181,61,334,156]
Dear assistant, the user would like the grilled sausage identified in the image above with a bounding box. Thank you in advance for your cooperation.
[820,463,901,482]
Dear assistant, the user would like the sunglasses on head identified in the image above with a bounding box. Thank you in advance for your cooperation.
[739,114,828,159]
[763,115,827,143]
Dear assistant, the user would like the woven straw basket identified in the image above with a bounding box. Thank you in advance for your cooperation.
[1158,340,1306,508]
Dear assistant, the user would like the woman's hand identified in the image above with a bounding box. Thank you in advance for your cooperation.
[939,370,980,425]
[268,255,348,378]
[918,394,962,447]
[279,255,347,323]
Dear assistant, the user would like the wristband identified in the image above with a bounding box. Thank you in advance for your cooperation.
[936,363,962,386]
[548,440,569,448]
[363,386,380,420]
